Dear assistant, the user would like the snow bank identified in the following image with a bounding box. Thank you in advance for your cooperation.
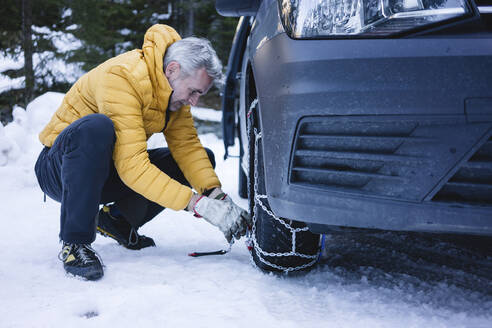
[25,91,65,134]
[0,92,63,167]
[0,92,63,192]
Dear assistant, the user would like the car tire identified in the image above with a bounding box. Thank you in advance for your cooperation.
[238,148,248,199]
[248,103,320,273]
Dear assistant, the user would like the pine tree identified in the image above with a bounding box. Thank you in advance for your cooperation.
[67,0,136,71]
[22,0,34,104]
[0,0,71,123]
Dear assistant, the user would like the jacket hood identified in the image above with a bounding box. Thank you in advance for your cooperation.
[142,24,181,110]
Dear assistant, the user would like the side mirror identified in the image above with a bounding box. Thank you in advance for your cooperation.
[215,0,261,17]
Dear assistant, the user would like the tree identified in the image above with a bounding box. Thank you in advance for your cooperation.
[22,0,34,104]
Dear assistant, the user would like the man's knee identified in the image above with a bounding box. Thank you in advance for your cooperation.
[204,147,216,169]
[72,114,115,151]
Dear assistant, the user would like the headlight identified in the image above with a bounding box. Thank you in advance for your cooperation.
[279,0,477,38]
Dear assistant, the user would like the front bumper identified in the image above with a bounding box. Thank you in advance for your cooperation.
[251,32,492,235]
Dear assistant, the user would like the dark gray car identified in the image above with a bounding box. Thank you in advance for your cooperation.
[217,0,492,273]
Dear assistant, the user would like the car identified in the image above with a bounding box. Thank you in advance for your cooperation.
[216,0,492,273]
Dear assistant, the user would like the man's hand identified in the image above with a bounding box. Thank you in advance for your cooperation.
[207,187,232,203]
[207,187,227,201]
[188,194,251,243]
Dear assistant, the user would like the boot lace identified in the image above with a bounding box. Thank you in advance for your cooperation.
[58,244,72,261]
[58,243,104,266]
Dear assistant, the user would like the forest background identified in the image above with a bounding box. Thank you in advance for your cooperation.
[0,0,238,124]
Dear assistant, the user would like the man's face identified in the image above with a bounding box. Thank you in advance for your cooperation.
[165,62,213,111]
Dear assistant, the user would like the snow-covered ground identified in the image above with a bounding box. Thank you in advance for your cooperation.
[0,93,491,327]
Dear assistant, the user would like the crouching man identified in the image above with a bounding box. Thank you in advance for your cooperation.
[34,24,250,280]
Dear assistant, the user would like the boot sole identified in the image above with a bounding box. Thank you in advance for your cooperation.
[64,264,104,281]
[97,227,127,246]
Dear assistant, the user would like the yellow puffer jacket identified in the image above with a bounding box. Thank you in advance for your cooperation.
[39,24,220,210]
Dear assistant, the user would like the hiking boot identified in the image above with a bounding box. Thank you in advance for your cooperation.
[96,205,155,250]
[58,243,104,281]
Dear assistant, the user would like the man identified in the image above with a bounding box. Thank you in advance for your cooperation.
[34,24,251,281]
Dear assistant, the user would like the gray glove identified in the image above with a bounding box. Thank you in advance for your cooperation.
[191,195,252,243]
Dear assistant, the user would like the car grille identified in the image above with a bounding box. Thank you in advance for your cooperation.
[289,116,492,205]
[432,135,492,205]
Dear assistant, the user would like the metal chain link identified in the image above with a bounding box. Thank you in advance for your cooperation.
[246,99,319,273]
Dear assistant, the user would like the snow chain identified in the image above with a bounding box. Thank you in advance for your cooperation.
[246,99,319,273]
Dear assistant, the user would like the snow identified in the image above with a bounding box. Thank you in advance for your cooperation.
[62,8,73,19]
[66,24,78,31]
[191,106,223,122]
[32,26,82,53]
[0,93,491,327]
[0,75,24,94]
[0,57,25,93]
[0,56,24,73]
[119,28,132,36]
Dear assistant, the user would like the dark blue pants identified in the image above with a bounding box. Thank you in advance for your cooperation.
[34,114,215,244]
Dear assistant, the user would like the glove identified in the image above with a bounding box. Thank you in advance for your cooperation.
[189,195,252,243]
[207,187,231,202]
[187,188,227,210]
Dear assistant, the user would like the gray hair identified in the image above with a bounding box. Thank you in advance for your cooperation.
[164,37,224,87]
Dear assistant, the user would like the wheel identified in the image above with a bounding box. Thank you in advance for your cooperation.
[238,136,248,199]
[248,101,320,273]
[238,160,248,198]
